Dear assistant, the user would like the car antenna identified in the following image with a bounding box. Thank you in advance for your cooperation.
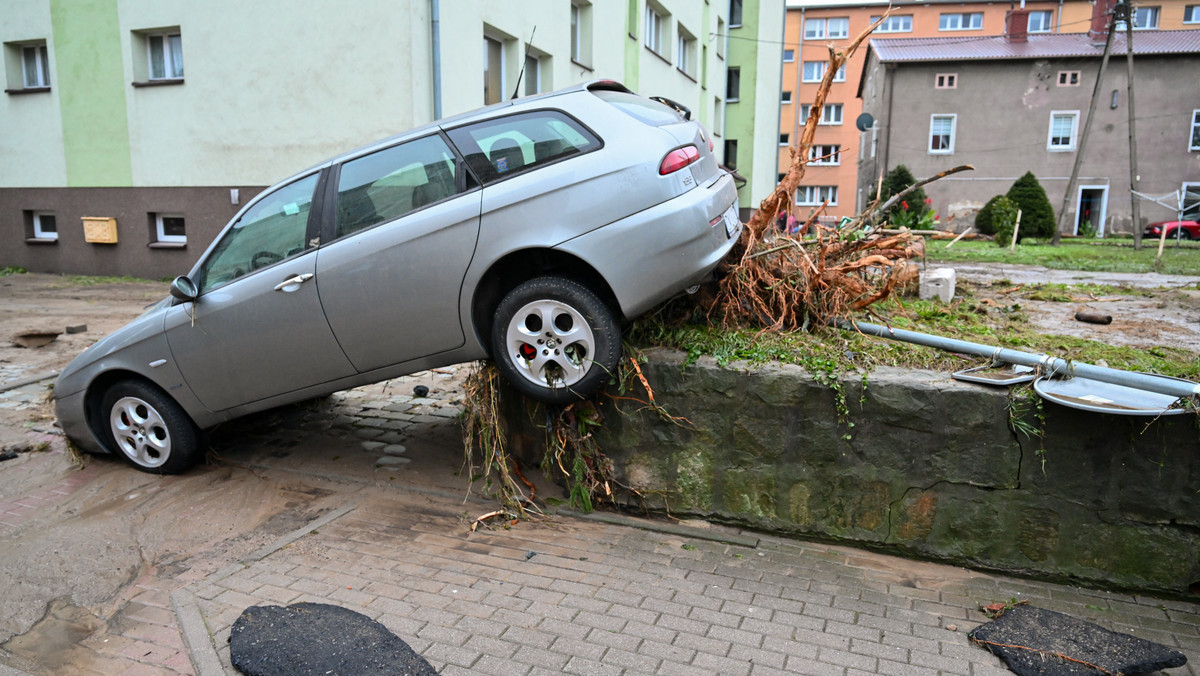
[510,26,537,100]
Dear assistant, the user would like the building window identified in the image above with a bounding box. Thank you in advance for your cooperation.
[781,90,792,104]
[804,17,850,39]
[779,133,790,146]
[726,67,740,101]
[827,18,849,38]
[484,35,504,104]
[929,114,956,153]
[935,73,957,89]
[713,95,723,136]
[146,31,183,80]
[627,0,639,37]
[783,49,795,62]
[729,0,743,28]
[1190,110,1200,151]
[833,64,846,82]
[677,25,697,77]
[802,61,824,82]
[1184,5,1200,23]
[571,2,593,66]
[804,19,825,39]
[939,13,983,30]
[153,213,186,244]
[644,4,666,56]
[1058,70,1081,86]
[797,185,838,205]
[21,43,50,89]
[716,18,725,58]
[29,211,57,240]
[1048,111,1079,151]
[523,52,542,96]
[808,144,841,165]
[1133,6,1160,28]
[820,103,843,125]
[872,15,912,33]
[724,139,738,169]
[1028,10,1053,32]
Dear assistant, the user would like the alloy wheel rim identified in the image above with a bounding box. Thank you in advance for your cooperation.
[109,396,171,468]
[506,299,596,389]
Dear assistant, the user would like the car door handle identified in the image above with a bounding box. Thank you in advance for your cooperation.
[274,273,314,291]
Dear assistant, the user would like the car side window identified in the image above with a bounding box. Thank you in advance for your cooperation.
[447,110,600,185]
[196,173,319,293]
[335,135,461,238]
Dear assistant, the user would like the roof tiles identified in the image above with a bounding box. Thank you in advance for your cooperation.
[870,30,1200,62]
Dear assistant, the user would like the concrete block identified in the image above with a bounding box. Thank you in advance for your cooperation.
[919,267,956,303]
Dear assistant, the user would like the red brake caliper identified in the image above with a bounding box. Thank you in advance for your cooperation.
[519,343,537,361]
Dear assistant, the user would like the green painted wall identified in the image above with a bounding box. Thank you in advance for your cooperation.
[51,0,132,187]
[624,0,639,91]
[726,0,761,207]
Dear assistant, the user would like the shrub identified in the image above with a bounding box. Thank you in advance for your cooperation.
[879,165,928,221]
[974,195,1005,235]
[1005,171,1056,239]
[990,196,1020,247]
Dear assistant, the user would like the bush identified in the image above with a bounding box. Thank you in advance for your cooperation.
[1005,171,1056,239]
[974,195,1005,235]
[879,165,928,222]
[990,196,1020,247]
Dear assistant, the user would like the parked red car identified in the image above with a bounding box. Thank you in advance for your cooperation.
[1144,220,1200,240]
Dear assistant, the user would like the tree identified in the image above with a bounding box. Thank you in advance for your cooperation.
[973,195,1005,235]
[1005,172,1055,239]
[989,196,1020,247]
[878,165,928,221]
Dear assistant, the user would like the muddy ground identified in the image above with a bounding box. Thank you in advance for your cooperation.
[0,266,1197,673]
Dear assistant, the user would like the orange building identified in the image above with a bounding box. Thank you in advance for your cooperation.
[780,0,1199,222]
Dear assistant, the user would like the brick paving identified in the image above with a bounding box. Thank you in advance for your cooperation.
[1,371,1197,675]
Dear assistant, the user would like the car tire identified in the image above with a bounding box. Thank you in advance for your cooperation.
[491,277,621,405]
[100,380,200,474]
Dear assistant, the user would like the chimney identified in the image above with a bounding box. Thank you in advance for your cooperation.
[1005,9,1030,42]
[1089,0,1119,41]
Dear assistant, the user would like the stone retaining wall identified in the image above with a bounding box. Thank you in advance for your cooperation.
[504,349,1200,595]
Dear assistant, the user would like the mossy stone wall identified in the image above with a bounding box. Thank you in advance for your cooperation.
[503,349,1200,595]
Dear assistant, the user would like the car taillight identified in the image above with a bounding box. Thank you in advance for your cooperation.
[659,145,700,175]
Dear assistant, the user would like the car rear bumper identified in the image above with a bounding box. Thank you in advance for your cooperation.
[555,172,740,320]
[54,388,107,455]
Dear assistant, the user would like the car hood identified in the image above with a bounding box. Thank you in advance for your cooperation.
[54,298,171,398]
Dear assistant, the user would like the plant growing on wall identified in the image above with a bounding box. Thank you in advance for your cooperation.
[1006,172,1055,239]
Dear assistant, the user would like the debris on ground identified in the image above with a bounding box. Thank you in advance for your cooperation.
[969,604,1187,675]
[229,602,437,676]
[1074,311,1113,325]
[10,330,62,348]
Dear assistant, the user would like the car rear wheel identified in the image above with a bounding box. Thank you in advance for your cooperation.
[491,277,621,405]
[101,380,200,474]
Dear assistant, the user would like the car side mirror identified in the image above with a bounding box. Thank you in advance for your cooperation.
[169,276,198,302]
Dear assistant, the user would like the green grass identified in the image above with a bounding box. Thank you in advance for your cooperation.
[0,266,28,276]
[925,239,1200,275]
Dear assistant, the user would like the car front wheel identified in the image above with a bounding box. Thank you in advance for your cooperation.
[101,380,200,474]
[491,277,621,405]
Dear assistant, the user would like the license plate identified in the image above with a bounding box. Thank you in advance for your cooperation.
[723,204,742,239]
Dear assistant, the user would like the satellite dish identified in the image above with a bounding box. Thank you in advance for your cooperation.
[855,113,875,131]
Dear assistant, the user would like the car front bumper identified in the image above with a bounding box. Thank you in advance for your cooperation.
[54,388,107,455]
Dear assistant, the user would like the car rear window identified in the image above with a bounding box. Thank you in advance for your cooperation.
[447,110,600,185]
[592,90,682,127]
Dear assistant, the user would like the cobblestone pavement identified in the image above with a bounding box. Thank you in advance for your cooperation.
[1,369,1197,675]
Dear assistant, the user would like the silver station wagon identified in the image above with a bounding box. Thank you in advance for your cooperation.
[54,80,741,473]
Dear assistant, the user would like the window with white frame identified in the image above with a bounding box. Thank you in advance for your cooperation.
[716,17,725,58]
[802,61,825,82]
[153,213,186,244]
[644,4,666,55]
[677,25,696,77]
[797,185,838,205]
[1116,6,1160,29]
[1185,5,1200,23]
[804,19,825,39]
[1028,10,1053,32]
[939,13,983,30]
[820,103,843,125]
[1048,111,1079,150]
[935,73,957,89]
[779,133,790,146]
[833,64,846,82]
[781,90,792,104]
[570,1,593,66]
[484,35,504,104]
[30,211,57,240]
[1190,110,1200,151]
[726,67,740,101]
[801,103,811,120]
[808,144,841,165]
[872,15,913,33]
[827,18,849,38]
[783,49,795,62]
[145,31,183,80]
[729,0,743,27]
[21,42,50,88]
[929,114,956,153]
[805,17,850,39]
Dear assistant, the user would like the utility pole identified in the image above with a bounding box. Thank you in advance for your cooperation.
[1123,3,1143,249]
[1051,5,1117,246]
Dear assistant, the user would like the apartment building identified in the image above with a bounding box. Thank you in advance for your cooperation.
[3,1,778,278]
[782,0,1199,223]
